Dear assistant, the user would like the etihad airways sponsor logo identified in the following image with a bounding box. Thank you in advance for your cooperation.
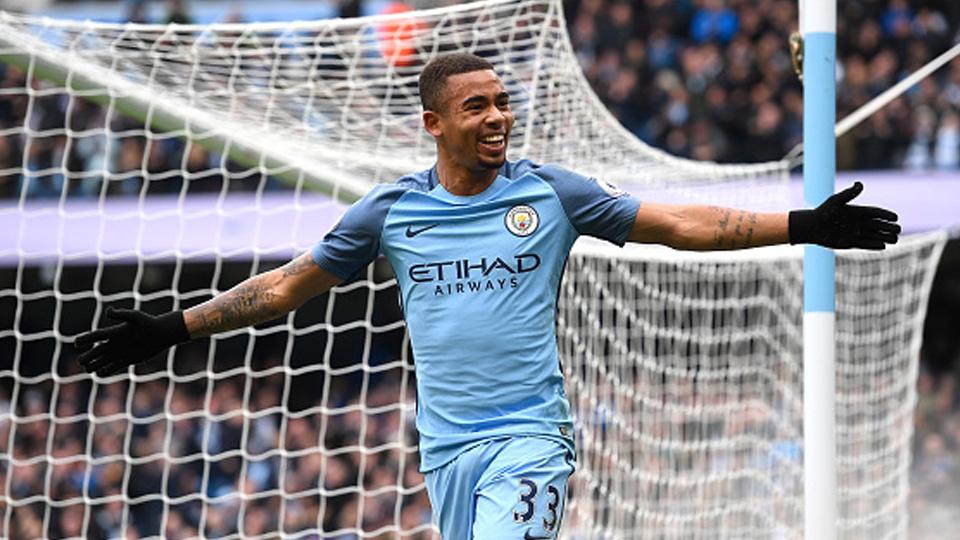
[408,253,540,282]
[407,253,541,296]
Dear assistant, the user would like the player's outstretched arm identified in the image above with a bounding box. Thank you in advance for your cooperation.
[73,252,341,376]
[183,252,340,338]
[628,182,900,251]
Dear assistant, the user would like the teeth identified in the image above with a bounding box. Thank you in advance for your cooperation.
[480,135,504,144]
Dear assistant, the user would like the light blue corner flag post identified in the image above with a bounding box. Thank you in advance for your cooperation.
[801,0,838,538]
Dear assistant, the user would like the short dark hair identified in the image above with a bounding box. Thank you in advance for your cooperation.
[418,53,495,112]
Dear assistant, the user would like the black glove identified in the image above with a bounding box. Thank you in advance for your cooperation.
[74,307,190,377]
[788,182,901,250]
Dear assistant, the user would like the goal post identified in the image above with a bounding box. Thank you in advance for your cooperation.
[802,1,839,538]
[0,0,949,538]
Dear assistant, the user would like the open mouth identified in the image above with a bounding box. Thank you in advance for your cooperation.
[478,133,506,153]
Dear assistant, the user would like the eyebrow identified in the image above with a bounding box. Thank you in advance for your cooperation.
[460,92,510,108]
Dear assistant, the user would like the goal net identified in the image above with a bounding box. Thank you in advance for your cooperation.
[0,0,947,538]
[561,237,944,538]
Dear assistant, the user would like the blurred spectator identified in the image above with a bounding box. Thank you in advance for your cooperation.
[595,1,635,54]
[882,0,913,39]
[166,0,192,25]
[934,111,960,170]
[338,0,364,19]
[125,0,149,24]
[690,0,739,44]
[904,105,935,171]
[911,369,960,538]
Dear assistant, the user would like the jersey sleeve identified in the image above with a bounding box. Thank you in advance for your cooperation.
[310,185,405,280]
[534,164,640,246]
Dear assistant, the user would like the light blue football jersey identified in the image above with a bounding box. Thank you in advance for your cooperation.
[311,159,640,472]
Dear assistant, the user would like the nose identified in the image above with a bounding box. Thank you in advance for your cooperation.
[485,104,506,127]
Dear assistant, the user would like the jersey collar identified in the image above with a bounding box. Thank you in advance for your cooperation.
[428,166,511,204]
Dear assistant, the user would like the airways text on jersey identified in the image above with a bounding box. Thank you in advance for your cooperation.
[409,253,541,296]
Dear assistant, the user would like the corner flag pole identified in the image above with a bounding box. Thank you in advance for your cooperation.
[801,0,838,538]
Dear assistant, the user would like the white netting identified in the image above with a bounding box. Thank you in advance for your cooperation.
[0,0,788,203]
[0,0,948,538]
[560,235,946,538]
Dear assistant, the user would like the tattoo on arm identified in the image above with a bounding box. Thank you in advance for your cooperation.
[191,279,283,338]
[713,209,758,249]
[186,253,324,338]
[714,230,724,248]
[281,253,316,278]
[743,212,757,247]
[718,209,731,231]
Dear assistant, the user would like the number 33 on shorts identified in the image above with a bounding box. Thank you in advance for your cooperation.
[512,478,564,537]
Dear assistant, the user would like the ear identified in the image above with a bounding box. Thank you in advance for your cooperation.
[423,109,443,138]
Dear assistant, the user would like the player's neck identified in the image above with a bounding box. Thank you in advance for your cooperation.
[435,159,498,197]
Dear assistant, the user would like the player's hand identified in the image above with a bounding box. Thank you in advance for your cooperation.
[73,307,190,377]
[788,182,901,250]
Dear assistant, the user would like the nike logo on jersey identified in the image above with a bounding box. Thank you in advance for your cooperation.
[405,223,439,238]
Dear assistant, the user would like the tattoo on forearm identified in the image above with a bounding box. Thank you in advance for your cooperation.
[714,230,724,248]
[713,209,759,249]
[281,254,315,278]
[186,253,319,337]
[718,209,731,231]
[743,212,757,247]
[712,207,731,248]
[191,279,283,337]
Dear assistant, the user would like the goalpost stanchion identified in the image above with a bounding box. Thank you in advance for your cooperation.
[802,1,838,539]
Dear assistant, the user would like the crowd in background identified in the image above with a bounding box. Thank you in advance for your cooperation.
[3,267,958,539]
[2,366,435,539]
[567,0,960,169]
[1,0,959,538]
[911,368,960,539]
[4,260,957,539]
[4,0,960,200]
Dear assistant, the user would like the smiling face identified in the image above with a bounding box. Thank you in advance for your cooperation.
[423,69,514,174]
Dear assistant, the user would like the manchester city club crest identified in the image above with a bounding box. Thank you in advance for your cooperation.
[505,204,539,237]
